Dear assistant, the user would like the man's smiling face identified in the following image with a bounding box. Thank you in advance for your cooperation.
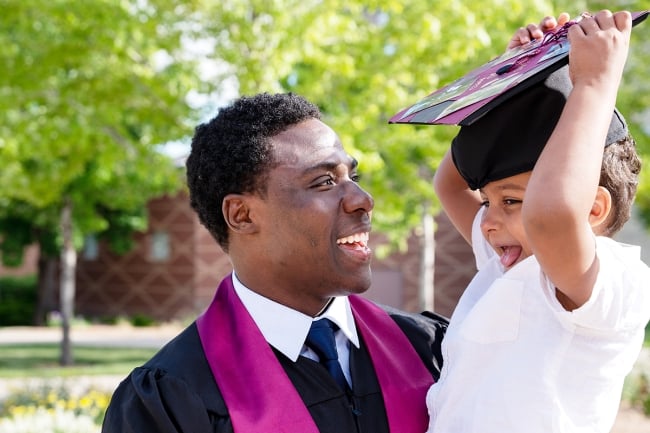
[248,118,374,313]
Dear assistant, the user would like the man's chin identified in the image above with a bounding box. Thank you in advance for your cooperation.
[340,274,372,296]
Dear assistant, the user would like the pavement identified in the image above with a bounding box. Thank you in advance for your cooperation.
[0,323,181,348]
[1,325,650,432]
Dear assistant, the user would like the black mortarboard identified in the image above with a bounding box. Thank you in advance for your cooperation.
[451,65,628,190]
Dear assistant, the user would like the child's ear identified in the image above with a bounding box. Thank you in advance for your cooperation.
[222,194,260,235]
[589,186,612,233]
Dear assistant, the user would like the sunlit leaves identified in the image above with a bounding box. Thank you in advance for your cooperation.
[0,0,201,257]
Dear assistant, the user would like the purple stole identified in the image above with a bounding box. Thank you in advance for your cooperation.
[197,275,433,432]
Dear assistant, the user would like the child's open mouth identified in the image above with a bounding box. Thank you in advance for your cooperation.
[499,245,522,268]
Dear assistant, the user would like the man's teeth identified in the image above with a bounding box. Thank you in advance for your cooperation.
[336,232,369,245]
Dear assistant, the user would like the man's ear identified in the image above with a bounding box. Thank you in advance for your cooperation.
[589,186,612,233]
[222,194,259,235]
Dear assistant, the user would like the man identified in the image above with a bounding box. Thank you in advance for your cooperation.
[101,93,447,433]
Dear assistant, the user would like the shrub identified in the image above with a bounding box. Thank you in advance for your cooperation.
[0,275,37,326]
[130,314,155,327]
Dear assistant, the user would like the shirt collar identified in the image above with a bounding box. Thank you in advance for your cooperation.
[231,272,360,361]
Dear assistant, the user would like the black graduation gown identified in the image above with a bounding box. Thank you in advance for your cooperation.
[101,309,447,433]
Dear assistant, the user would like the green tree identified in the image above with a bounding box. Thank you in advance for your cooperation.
[0,0,203,364]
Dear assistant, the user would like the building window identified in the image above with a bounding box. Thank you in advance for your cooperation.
[82,235,99,260]
[150,231,170,262]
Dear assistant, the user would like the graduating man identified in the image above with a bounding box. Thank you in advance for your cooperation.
[101,92,448,433]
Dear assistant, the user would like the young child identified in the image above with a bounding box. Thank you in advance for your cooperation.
[426,10,650,433]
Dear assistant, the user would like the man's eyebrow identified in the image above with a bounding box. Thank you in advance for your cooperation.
[303,156,358,174]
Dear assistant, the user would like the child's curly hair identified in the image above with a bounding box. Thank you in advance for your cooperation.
[600,134,641,236]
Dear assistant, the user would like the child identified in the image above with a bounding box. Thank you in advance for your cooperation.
[426,10,650,433]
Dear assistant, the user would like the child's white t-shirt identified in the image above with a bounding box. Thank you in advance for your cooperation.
[426,208,650,433]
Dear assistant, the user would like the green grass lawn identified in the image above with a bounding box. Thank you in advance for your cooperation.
[0,344,157,378]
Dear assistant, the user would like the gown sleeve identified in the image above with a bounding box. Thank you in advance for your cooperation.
[384,307,449,381]
[102,323,235,433]
[101,366,227,433]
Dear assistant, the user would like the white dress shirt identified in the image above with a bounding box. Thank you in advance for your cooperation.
[231,272,360,386]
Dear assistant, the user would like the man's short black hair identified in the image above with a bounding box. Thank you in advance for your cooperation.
[186,93,321,251]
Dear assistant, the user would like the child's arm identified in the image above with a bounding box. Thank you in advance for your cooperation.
[522,10,632,309]
[433,150,482,245]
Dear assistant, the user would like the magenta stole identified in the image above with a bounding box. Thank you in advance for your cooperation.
[196,275,433,432]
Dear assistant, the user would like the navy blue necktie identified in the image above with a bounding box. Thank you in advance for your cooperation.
[306,318,349,390]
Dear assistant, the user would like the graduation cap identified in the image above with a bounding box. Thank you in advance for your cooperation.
[389,11,648,127]
[451,65,628,190]
[389,10,648,190]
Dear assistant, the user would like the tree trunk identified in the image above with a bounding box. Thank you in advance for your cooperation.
[59,198,77,366]
[419,209,435,312]
[33,253,58,326]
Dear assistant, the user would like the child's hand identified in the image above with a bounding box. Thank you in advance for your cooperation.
[507,12,570,50]
[568,10,632,90]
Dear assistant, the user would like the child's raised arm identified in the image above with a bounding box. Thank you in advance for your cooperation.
[433,150,482,245]
[522,10,632,309]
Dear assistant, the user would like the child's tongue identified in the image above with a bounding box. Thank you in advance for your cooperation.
[500,246,522,268]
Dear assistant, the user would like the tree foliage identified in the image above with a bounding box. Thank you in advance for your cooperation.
[0,0,208,346]
[0,0,203,262]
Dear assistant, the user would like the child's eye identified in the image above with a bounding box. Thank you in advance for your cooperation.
[480,200,490,208]
[503,199,522,206]
[351,173,362,183]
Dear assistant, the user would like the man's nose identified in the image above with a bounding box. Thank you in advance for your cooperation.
[342,181,374,214]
